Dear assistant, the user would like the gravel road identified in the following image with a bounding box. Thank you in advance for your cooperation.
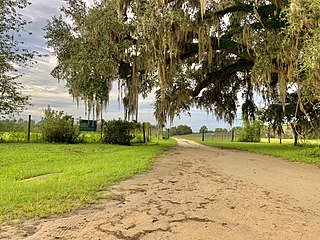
[1,138,319,239]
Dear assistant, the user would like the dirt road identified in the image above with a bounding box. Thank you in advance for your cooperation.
[1,138,320,239]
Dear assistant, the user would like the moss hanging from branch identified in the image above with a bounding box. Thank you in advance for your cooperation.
[45,0,320,130]
[200,0,207,19]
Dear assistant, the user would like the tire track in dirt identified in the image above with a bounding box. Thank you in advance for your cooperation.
[1,138,319,239]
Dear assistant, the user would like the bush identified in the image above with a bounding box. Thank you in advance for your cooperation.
[237,120,262,143]
[40,107,79,143]
[103,119,135,145]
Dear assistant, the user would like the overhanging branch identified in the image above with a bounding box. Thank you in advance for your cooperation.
[179,37,255,62]
[192,59,254,97]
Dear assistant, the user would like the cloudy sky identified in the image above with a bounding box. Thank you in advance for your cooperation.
[16,0,240,131]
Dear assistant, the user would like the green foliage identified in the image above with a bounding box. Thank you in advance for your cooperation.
[0,118,41,143]
[128,122,154,143]
[258,103,284,135]
[39,107,79,143]
[44,0,320,129]
[176,125,192,135]
[170,125,192,136]
[169,127,177,136]
[232,126,243,132]
[0,0,34,117]
[77,132,101,143]
[214,128,228,133]
[103,119,135,145]
[0,77,31,117]
[237,120,262,143]
[0,118,39,132]
[161,129,170,139]
[259,92,320,146]
[44,1,131,118]
[283,0,320,104]
[0,132,28,143]
[199,125,208,133]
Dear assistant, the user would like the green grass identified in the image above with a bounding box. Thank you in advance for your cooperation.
[181,136,320,164]
[0,132,43,143]
[0,139,176,222]
[0,132,155,143]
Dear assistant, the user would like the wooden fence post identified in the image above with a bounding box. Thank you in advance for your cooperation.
[143,122,146,143]
[27,115,31,142]
[100,119,104,142]
[150,128,152,141]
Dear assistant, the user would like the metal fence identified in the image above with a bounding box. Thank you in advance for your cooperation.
[176,132,320,145]
[181,132,235,142]
[0,116,160,143]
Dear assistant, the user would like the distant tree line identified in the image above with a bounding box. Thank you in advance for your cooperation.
[199,126,229,133]
[168,124,231,136]
[0,118,40,132]
[169,125,193,136]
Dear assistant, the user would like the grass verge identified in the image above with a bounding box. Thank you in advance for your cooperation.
[181,136,320,164]
[0,138,176,222]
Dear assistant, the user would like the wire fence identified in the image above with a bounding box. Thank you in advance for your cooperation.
[179,132,235,142]
[0,115,161,143]
[178,132,320,145]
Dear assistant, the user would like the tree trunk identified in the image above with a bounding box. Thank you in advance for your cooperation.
[290,123,298,146]
[279,131,282,144]
[294,133,298,146]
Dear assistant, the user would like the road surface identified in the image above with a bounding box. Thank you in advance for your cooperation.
[1,138,319,239]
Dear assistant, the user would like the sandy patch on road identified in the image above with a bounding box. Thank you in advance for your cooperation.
[1,138,319,239]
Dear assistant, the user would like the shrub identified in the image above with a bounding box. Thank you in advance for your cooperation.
[40,107,79,143]
[237,120,262,143]
[103,119,135,145]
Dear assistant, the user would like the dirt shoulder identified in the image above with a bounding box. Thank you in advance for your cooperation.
[1,138,319,239]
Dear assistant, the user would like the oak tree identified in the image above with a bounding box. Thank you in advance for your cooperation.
[0,0,33,117]
[45,0,320,128]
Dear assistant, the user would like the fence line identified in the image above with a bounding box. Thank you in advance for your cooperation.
[182,132,236,142]
[0,115,161,143]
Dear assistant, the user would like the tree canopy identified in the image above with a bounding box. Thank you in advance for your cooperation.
[199,125,208,133]
[0,0,34,117]
[45,0,320,128]
[259,92,320,145]
[170,124,193,136]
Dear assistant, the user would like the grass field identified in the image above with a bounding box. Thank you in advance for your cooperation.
[0,132,106,143]
[0,139,176,222]
[181,136,320,164]
[0,132,153,143]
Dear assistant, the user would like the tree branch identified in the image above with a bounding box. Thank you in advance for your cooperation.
[179,37,255,62]
[215,3,254,17]
[192,59,254,97]
[213,3,284,30]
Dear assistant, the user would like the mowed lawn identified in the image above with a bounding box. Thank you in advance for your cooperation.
[181,136,320,164]
[0,140,176,222]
